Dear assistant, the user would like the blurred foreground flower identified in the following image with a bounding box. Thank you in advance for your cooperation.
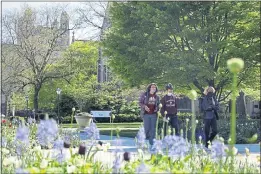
[227,58,244,73]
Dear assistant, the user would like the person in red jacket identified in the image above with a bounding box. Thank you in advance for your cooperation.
[160,83,179,136]
[139,83,160,146]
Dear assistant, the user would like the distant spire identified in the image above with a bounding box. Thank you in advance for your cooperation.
[72,31,75,43]
[46,15,49,27]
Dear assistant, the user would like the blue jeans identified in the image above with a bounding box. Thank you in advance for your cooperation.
[143,113,157,145]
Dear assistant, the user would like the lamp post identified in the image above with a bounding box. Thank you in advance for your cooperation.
[56,88,62,124]
[25,95,29,121]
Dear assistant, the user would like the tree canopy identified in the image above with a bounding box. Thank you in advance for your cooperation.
[103,1,260,101]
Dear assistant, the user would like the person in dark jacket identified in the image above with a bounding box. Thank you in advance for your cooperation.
[202,86,219,148]
[160,83,179,136]
[139,83,160,146]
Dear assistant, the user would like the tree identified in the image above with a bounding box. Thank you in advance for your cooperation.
[103,2,260,101]
[2,5,79,113]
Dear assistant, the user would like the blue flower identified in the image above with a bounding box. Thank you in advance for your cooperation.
[16,126,29,143]
[112,153,122,171]
[151,139,163,154]
[27,117,34,125]
[136,163,150,173]
[55,152,66,164]
[16,168,29,174]
[136,126,146,149]
[83,122,100,140]
[168,136,189,159]
[1,137,7,147]
[53,139,64,150]
[36,119,58,146]
[211,140,227,159]
[63,135,71,144]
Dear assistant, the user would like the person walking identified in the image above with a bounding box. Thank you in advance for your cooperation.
[139,83,160,146]
[160,83,179,136]
[202,86,219,148]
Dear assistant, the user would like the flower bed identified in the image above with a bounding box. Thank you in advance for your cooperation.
[1,118,260,174]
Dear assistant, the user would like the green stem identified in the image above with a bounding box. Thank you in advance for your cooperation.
[70,111,75,129]
[163,117,166,138]
[229,72,237,170]
[110,119,114,140]
[191,100,196,154]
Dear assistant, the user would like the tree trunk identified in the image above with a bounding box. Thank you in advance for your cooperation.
[34,85,40,114]
[237,91,247,119]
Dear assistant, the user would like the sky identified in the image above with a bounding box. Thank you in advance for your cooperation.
[2,1,106,41]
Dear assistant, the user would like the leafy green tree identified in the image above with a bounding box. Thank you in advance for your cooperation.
[103,2,260,101]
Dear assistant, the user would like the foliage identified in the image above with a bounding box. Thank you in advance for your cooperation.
[103,1,260,101]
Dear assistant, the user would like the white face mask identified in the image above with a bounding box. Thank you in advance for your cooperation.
[167,92,172,96]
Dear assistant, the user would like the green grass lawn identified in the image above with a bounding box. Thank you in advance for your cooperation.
[100,129,139,138]
[62,122,142,129]
[62,122,141,138]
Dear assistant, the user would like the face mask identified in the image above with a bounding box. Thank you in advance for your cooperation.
[167,92,172,96]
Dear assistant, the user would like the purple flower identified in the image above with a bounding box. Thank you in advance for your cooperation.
[27,117,35,125]
[1,137,7,147]
[151,139,163,154]
[36,119,58,146]
[16,126,29,144]
[168,136,189,159]
[63,135,71,144]
[83,122,100,140]
[56,152,66,164]
[136,163,150,173]
[136,126,146,149]
[211,140,227,159]
[53,139,64,150]
[112,153,122,171]
[16,168,29,174]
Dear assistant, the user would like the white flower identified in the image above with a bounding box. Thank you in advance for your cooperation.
[2,148,10,154]
[74,157,85,167]
[72,108,76,112]
[64,149,71,161]
[103,145,108,152]
[3,156,16,166]
[33,145,41,151]
[71,148,78,155]
[195,120,198,124]
[186,118,189,123]
[67,165,76,174]
[15,160,22,168]
[159,104,163,109]
[245,148,250,156]
[164,111,168,115]
[40,159,48,169]
[41,149,51,159]
[232,147,238,155]
[227,58,244,73]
